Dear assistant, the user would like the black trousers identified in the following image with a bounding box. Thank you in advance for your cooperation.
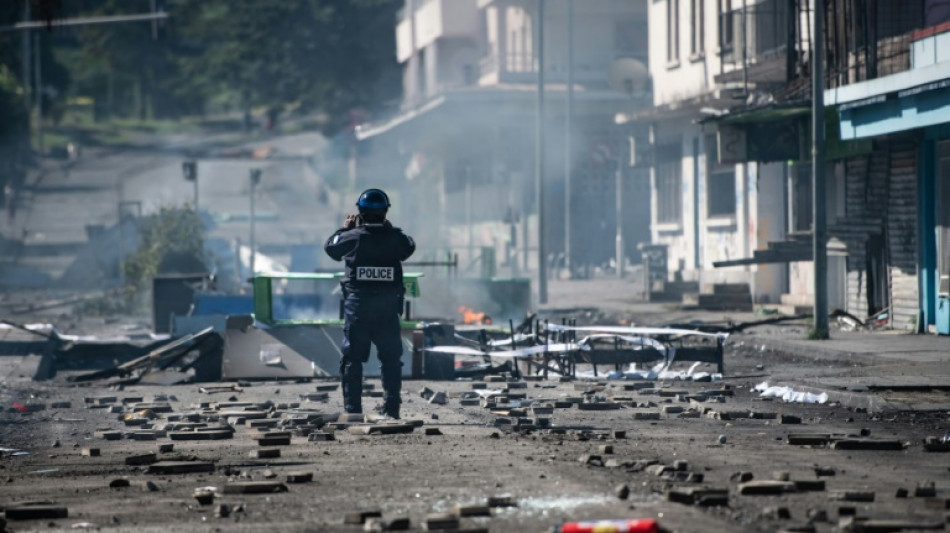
[340,291,403,413]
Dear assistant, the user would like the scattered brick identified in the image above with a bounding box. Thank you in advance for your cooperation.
[598,445,614,455]
[831,439,903,451]
[5,505,68,520]
[633,412,660,420]
[143,481,160,492]
[109,479,130,488]
[250,448,281,459]
[793,480,826,492]
[81,447,100,457]
[915,481,937,498]
[146,461,215,475]
[646,464,673,476]
[453,504,491,517]
[222,481,288,494]
[895,488,909,498]
[667,487,729,507]
[613,430,627,439]
[158,444,174,453]
[815,466,836,477]
[578,402,621,411]
[760,506,791,520]
[837,517,945,532]
[731,472,754,483]
[95,430,122,441]
[125,453,158,466]
[50,401,71,409]
[615,483,631,500]
[738,481,796,495]
[787,434,831,446]
[169,429,233,441]
[286,472,313,483]
[578,454,604,467]
[308,432,336,442]
[923,437,950,452]
[345,510,383,525]
[194,488,215,505]
[350,424,416,435]
[780,415,803,425]
[423,512,459,530]
[428,392,447,405]
[425,427,443,436]
[487,495,517,508]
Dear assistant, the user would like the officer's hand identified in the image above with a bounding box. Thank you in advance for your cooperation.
[343,213,359,230]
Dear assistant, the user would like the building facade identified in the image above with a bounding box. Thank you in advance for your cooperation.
[355,0,652,280]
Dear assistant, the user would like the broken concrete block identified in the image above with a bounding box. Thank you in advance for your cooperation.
[738,481,796,495]
[830,491,875,502]
[780,414,803,425]
[146,461,215,475]
[667,487,729,507]
[837,517,945,533]
[793,480,826,492]
[130,431,157,441]
[308,432,336,442]
[578,402,621,411]
[50,401,71,409]
[731,472,754,483]
[158,444,174,453]
[673,460,689,472]
[662,406,684,415]
[301,392,329,402]
[598,445,614,455]
[222,481,288,494]
[168,429,233,441]
[923,436,950,452]
[429,391,448,405]
[81,447,100,457]
[814,466,836,477]
[349,424,416,435]
[646,464,673,476]
[125,453,158,466]
[487,495,517,508]
[612,430,627,439]
[194,487,215,505]
[257,435,292,446]
[633,412,661,420]
[787,434,831,446]
[915,481,937,498]
[5,505,68,520]
[345,510,383,525]
[615,483,631,500]
[109,479,130,488]
[250,448,281,459]
[425,427,443,436]
[459,399,480,406]
[578,454,604,467]
[95,430,122,441]
[286,472,313,484]
[831,439,903,451]
[453,504,491,517]
[423,512,459,530]
[315,384,339,392]
[215,504,231,518]
[773,471,791,481]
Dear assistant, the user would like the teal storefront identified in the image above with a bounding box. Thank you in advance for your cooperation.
[831,59,950,333]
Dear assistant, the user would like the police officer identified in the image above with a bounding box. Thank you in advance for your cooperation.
[324,189,415,418]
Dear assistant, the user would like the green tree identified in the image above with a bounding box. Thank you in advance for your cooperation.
[123,205,207,293]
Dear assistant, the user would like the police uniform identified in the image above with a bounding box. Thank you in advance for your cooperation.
[324,219,415,416]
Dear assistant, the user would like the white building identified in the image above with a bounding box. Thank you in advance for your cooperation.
[624,0,812,308]
[355,0,652,279]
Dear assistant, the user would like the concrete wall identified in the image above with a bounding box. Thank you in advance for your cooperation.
[649,0,723,106]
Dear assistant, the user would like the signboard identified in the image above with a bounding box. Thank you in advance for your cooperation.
[717,126,747,164]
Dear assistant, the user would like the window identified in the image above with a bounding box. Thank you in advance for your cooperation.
[718,0,734,53]
[656,143,683,224]
[707,164,735,217]
[667,0,680,63]
[690,0,705,56]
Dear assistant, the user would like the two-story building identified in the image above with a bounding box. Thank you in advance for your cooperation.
[354,0,652,280]
[617,0,812,309]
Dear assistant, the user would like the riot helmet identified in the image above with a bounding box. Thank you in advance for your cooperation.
[356,188,390,222]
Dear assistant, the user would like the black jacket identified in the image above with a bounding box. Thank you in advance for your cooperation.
[324,221,415,293]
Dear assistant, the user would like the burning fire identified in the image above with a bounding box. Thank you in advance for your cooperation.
[458,305,492,325]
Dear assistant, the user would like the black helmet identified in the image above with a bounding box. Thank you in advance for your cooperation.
[356,188,390,211]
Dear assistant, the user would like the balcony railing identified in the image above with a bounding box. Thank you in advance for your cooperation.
[719,0,789,66]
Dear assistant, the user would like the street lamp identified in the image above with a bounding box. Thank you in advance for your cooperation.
[249,168,262,276]
[182,160,198,210]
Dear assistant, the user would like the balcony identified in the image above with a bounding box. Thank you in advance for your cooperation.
[715,0,793,86]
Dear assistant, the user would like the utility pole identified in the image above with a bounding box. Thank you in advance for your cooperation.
[21,0,30,119]
[615,156,624,278]
[249,168,262,276]
[34,32,43,155]
[812,0,829,338]
[564,0,574,277]
[536,0,548,303]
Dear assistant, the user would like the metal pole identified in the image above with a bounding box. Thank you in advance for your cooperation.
[564,0,574,276]
[615,158,624,278]
[193,173,199,211]
[34,32,43,155]
[466,165,473,257]
[250,172,257,276]
[536,0,548,303]
[812,0,829,338]
[22,0,30,120]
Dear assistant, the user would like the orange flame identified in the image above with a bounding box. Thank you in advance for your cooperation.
[458,305,492,325]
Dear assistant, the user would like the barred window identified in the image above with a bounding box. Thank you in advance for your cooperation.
[656,143,683,224]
